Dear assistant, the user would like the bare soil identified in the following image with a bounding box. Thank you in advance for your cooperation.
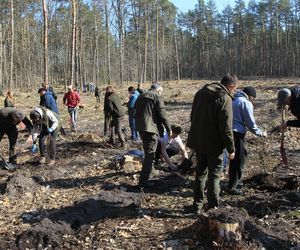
[0,79,299,249]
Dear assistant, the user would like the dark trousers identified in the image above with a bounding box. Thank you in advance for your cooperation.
[110,116,125,145]
[228,132,247,190]
[194,152,223,209]
[39,129,57,160]
[0,126,18,163]
[139,132,158,186]
[128,114,139,140]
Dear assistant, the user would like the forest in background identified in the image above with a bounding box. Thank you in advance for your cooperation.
[0,0,300,90]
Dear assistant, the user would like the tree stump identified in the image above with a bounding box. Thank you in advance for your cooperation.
[198,207,248,244]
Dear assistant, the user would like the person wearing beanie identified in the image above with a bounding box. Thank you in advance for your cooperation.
[0,107,32,166]
[277,87,300,128]
[228,86,267,195]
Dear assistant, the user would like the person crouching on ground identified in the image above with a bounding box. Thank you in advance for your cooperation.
[29,106,59,166]
[0,107,32,166]
[63,85,80,132]
[277,87,300,129]
[155,124,188,171]
[228,86,267,195]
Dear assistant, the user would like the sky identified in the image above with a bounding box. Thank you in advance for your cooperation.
[170,0,248,13]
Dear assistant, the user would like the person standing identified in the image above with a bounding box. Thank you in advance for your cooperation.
[63,85,81,132]
[127,86,140,140]
[228,86,267,195]
[135,83,171,187]
[95,85,101,103]
[136,83,145,95]
[277,87,300,128]
[4,91,15,107]
[40,82,57,104]
[187,74,237,212]
[0,107,32,165]
[38,88,59,114]
[104,86,126,147]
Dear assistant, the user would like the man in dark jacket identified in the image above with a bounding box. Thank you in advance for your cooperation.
[187,74,238,211]
[277,87,300,128]
[0,108,32,165]
[104,86,126,147]
[135,83,171,187]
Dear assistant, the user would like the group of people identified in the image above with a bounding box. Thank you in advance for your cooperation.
[0,77,299,214]
[0,83,81,168]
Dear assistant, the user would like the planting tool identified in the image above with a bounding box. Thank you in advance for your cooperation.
[0,154,16,171]
[280,108,288,166]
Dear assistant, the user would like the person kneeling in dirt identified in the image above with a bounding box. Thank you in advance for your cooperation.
[29,106,60,166]
[155,125,188,171]
[228,87,267,195]
[277,87,300,128]
[0,107,32,167]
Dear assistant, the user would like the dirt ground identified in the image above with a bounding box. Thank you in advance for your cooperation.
[0,79,299,250]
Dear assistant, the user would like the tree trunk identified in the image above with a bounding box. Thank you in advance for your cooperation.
[70,0,77,86]
[155,0,159,82]
[9,0,14,90]
[143,3,148,83]
[0,24,2,89]
[104,0,111,85]
[173,27,180,82]
[43,0,49,86]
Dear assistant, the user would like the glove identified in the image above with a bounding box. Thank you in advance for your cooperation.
[31,144,38,154]
[48,128,54,133]
[262,131,268,137]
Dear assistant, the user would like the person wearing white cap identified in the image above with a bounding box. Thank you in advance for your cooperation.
[63,85,81,132]
[277,87,300,128]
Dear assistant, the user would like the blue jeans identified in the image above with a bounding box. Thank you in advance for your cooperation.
[129,114,139,140]
[68,107,78,131]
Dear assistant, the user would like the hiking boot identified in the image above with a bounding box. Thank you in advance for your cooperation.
[47,159,55,166]
[39,157,46,164]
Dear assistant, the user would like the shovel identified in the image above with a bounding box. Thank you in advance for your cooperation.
[0,154,16,171]
[280,108,288,166]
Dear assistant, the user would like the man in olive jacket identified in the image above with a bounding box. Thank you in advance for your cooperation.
[104,86,126,147]
[135,83,171,187]
[187,74,238,211]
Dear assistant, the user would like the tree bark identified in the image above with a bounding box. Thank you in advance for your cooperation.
[70,0,77,86]
[43,0,49,86]
[9,0,14,90]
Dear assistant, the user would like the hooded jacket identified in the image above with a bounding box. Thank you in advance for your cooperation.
[287,87,300,127]
[128,90,140,115]
[31,107,59,142]
[187,83,235,155]
[135,89,171,136]
[232,91,263,136]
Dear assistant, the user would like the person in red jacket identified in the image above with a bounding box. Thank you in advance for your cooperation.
[63,85,81,132]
